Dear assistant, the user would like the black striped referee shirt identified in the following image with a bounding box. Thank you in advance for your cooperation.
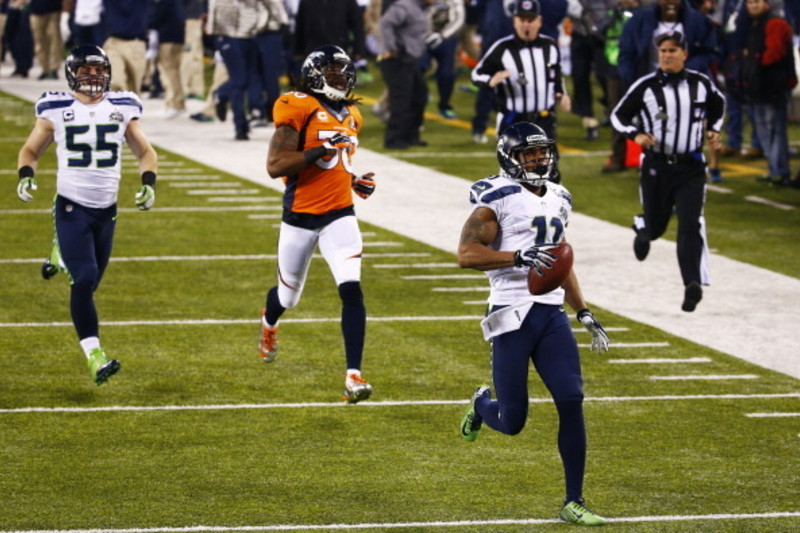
[610,68,725,156]
[471,34,565,115]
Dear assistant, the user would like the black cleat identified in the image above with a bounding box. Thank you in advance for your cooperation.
[682,282,703,312]
[632,226,650,261]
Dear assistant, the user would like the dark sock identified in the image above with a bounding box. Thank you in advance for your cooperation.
[264,286,286,325]
[338,281,366,370]
[556,400,587,503]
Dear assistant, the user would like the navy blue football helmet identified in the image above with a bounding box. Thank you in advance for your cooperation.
[300,45,356,102]
[65,44,111,97]
[497,122,556,186]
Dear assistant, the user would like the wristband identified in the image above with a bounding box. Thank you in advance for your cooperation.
[141,171,157,187]
[18,165,34,180]
[303,145,328,165]
[513,250,523,268]
[576,308,591,320]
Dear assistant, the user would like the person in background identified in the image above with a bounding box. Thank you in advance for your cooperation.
[617,0,717,89]
[260,45,377,404]
[15,44,158,385]
[180,0,207,100]
[611,31,725,312]
[149,0,187,119]
[102,0,151,93]
[29,0,63,80]
[5,0,34,78]
[457,121,610,527]
[205,0,263,140]
[421,0,465,119]
[600,0,639,173]
[378,0,431,149]
[471,0,571,180]
[567,0,615,141]
[742,0,796,187]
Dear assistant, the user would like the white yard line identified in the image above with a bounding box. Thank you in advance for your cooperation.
[650,374,760,381]
[745,412,800,418]
[3,512,800,532]
[1,392,798,414]
[609,357,712,364]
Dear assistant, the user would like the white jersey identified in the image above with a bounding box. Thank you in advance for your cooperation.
[468,174,573,307]
[35,90,142,208]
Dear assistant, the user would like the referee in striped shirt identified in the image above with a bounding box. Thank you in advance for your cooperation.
[610,31,725,313]
[471,0,570,142]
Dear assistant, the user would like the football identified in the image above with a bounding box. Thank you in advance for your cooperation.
[527,242,574,295]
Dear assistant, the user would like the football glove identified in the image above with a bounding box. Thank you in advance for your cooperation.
[425,32,444,49]
[513,244,558,276]
[135,185,155,210]
[17,176,38,202]
[577,309,609,353]
[352,173,376,199]
[323,133,351,152]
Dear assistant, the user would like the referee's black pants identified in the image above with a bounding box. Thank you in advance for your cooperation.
[637,155,708,287]
[380,54,428,149]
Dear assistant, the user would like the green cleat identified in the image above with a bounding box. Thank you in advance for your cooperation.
[460,385,490,441]
[559,499,607,526]
[87,348,121,386]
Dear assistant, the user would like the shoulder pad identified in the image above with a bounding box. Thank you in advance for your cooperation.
[35,92,75,115]
[549,183,572,206]
[469,175,521,205]
[108,90,142,106]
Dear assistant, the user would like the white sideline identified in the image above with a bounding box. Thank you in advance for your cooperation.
[2,74,800,380]
[4,511,800,532]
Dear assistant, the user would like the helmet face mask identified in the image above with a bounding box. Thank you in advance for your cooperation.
[65,44,111,97]
[497,122,556,186]
[301,45,356,102]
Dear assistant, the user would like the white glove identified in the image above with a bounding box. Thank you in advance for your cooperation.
[60,11,71,43]
[135,185,155,210]
[425,32,444,49]
[513,243,558,276]
[577,309,610,353]
[322,132,352,152]
[17,177,38,202]
[146,30,159,60]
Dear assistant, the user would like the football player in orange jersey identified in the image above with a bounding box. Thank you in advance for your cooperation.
[259,45,377,403]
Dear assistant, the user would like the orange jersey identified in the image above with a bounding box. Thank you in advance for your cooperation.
[273,91,363,215]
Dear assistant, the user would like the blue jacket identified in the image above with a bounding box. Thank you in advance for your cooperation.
[149,0,186,44]
[103,0,151,40]
[618,0,717,87]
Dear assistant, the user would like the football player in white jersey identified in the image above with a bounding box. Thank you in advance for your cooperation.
[456,122,610,526]
[16,44,158,386]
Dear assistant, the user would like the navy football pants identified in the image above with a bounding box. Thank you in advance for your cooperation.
[54,195,116,340]
[475,303,587,502]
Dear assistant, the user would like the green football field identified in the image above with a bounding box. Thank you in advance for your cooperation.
[1,66,800,532]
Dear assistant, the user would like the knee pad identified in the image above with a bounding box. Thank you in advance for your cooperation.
[338,281,363,306]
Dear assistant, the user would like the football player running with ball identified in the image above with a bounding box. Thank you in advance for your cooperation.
[259,45,376,403]
[457,122,609,525]
[16,44,158,386]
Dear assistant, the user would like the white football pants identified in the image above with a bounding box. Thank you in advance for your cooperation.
[275,216,363,309]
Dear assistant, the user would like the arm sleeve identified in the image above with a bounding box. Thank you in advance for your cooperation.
[760,19,792,66]
[609,81,644,139]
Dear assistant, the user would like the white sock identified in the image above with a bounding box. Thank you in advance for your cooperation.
[79,337,101,358]
[262,315,278,329]
[346,369,361,379]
